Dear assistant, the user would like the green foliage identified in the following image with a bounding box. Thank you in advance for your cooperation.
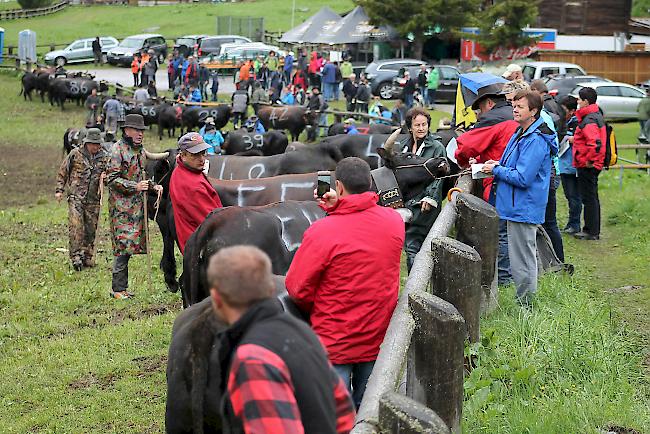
[16,0,52,9]
[475,0,539,54]
[356,0,478,57]
[633,0,650,17]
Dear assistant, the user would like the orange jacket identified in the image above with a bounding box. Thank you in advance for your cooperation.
[239,63,250,81]
[131,59,140,74]
[140,53,150,67]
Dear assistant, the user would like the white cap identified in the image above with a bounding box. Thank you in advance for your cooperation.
[502,63,522,78]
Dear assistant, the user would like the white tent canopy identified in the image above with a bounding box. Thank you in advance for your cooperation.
[279,6,342,43]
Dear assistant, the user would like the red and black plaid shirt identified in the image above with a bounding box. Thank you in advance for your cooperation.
[228,343,356,433]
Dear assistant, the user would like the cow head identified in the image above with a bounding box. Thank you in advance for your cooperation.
[376,147,450,202]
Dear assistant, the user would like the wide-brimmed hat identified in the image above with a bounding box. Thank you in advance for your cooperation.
[178,132,210,154]
[471,83,505,110]
[83,128,102,144]
[123,114,146,130]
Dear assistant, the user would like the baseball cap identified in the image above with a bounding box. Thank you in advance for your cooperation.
[178,132,210,154]
[502,63,522,78]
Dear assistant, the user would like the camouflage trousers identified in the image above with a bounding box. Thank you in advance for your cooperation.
[68,198,101,267]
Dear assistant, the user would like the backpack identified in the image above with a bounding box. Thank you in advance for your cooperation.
[604,123,617,168]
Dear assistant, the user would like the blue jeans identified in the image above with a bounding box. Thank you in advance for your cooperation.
[404,93,414,109]
[334,361,375,409]
[419,86,428,105]
[427,88,437,108]
[560,174,582,232]
[498,219,512,285]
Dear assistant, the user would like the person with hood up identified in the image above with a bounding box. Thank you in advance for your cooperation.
[481,90,558,306]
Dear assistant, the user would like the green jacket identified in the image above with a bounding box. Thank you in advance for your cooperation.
[638,96,650,121]
[427,68,439,90]
[340,61,353,78]
[265,55,280,72]
[400,132,446,210]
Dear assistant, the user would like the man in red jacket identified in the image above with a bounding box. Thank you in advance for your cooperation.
[285,157,405,408]
[571,87,607,240]
[169,132,223,253]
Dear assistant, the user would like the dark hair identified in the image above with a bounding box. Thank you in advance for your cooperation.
[530,79,549,94]
[560,95,578,111]
[513,90,543,118]
[578,87,597,105]
[405,107,431,130]
[336,157,371,194]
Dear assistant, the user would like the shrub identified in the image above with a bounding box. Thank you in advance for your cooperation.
[17,0,53,10]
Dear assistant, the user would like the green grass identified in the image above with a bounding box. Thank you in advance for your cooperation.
[0,0,18,11]
[1,0,354,49]
[1,70,649,432]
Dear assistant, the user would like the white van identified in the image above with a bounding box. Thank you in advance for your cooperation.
[522,62,586,81]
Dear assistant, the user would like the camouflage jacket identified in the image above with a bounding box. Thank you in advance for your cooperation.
[106,138,148,256]
[56,146,108,203]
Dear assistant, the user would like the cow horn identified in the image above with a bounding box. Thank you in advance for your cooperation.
[144,149,170,160]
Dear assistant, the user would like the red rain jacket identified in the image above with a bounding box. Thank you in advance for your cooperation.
[169,157,222,253]
[573,103,607,170]
[285,192,405,365]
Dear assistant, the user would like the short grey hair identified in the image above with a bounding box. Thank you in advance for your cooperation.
[206,245,275,308]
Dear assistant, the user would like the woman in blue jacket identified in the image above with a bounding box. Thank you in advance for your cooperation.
[482,90,558,305]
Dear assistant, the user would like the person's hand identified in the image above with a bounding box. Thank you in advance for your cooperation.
[585,161,594,168]
[421,201,432,212]
[55,192,63,202]
[136,180,150,191]
[468,157,478,165]
[482,160,499,174]
[314,188,338,208]
[567,135,574,143]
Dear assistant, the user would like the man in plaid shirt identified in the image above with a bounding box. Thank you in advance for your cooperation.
[208,245,356,434]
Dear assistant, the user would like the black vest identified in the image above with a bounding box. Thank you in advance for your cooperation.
[218,299,338,434]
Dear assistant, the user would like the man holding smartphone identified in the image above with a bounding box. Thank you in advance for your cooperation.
[285,157,405,409]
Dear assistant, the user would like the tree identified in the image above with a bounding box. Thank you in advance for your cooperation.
[17,0,53,9]
[475,0,539,55]
[357,0,478,60]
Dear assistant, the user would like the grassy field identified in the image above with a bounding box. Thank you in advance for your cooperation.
[0,70,649,432]
[1,0,354,49]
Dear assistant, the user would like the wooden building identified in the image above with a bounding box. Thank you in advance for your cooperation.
[536,0,632,35]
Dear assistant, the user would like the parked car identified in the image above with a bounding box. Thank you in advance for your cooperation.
[107,34,167,66]
[214,43,284,63]
[543,74,611,100]
[390,65,460,103]
[197,35,251,59]
[522,61,586,81]
[364,58,427,99]
[636,79,650,92]
[44,37,119,66]
[173,34,209,58]
[570,82,646,120]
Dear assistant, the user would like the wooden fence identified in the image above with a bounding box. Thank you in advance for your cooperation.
[0,0,68,20]
[533,50,650,84]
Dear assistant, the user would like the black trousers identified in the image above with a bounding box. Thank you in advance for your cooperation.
[112,254,131,292]
[576,167,601,236]
[542,186,565,262]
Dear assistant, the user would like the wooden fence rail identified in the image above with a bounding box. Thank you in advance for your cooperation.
[0,0,68,20]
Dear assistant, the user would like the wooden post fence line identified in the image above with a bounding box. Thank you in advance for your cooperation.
[0,0,69,20]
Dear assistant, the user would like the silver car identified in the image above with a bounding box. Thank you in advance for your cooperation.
[44,37,119,66]
[570,82,647,121]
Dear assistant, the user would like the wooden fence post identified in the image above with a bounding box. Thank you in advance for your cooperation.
[379,391,451,434]
[430,236,482,343]
[454,193,499,314]
[407,290,465,433]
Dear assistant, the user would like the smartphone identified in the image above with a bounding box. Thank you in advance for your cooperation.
[317,171,332,197]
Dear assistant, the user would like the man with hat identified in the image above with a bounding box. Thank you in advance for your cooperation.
[169,133,223,254]
[454,82,519,286]
[55,128,109,271]
[343,118,359,135]
[502,63,524,81]
[106,114,162,299]
[243,114,265,134]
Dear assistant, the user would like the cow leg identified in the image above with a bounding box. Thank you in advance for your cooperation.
[158,209,179,293]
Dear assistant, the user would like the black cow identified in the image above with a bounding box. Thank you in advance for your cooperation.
[48,77,108,110]
[180,151,450,306]
[257,106,317,141]
[126,100,163,126]
[158,104,184,139]
[222,130,288,156]
[327,122,394,136]
[320,133,410,169]
[20,72,38,101]
[182,105,232,133]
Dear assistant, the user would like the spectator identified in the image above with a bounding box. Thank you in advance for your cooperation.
[208,245,356,433]
[571,87,606,240]
[368,96,382,122]
[455,82,520,285]
[355,79,370,114]
[340,57,353,80]
[638,90,650,142]
[172,53,183,84]
[185,56,199,86]
[280,85,295,105]
[307,87,328,140]
[343,118,358,135]
[265,50,280,73]
[392,99,407,124]
[250,81,269,115]
[417,65,428,107]
[202,123,224,155]
[188,85,202,103]
[308,51,323,89]
[243,115,265,134]
[84,87,101,125]
[133,84,149,102]
[231,87,249,129]
[237,61,251,91]
[402,71,416,109]
[333,61,342,101]
[169,132,223,253]
[181,55,189,82]
[286,157,405,408]
[530,79,566,140]
[210,69,219,102]
[257,62,270,90]
[482,91,557,306]
[386,107,446,271]
[166,54,175,90]
[92,37,102,66]
[143,52,157,88]
[322,60,337,102]
[283,51,294,85]
[198,64,210,101]
[297,48,308,72]
[130,54,140,87]
[426,66,439,110]
[139,50,151,86]
[558,95,582,234]
[342,73,358,112]
[102,95,121,134]
[502,63,523,81]
[147,80,157,99]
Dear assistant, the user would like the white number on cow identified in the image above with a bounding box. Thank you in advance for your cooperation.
[80,82,89,94]
[70,81,80,95]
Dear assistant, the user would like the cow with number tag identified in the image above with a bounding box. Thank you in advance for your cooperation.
[222,130,289,155]
[319,133,410,169]
[257,106,317,142]
[127,101,163,126]
[181,105,232,133]
[48,77,108,110]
